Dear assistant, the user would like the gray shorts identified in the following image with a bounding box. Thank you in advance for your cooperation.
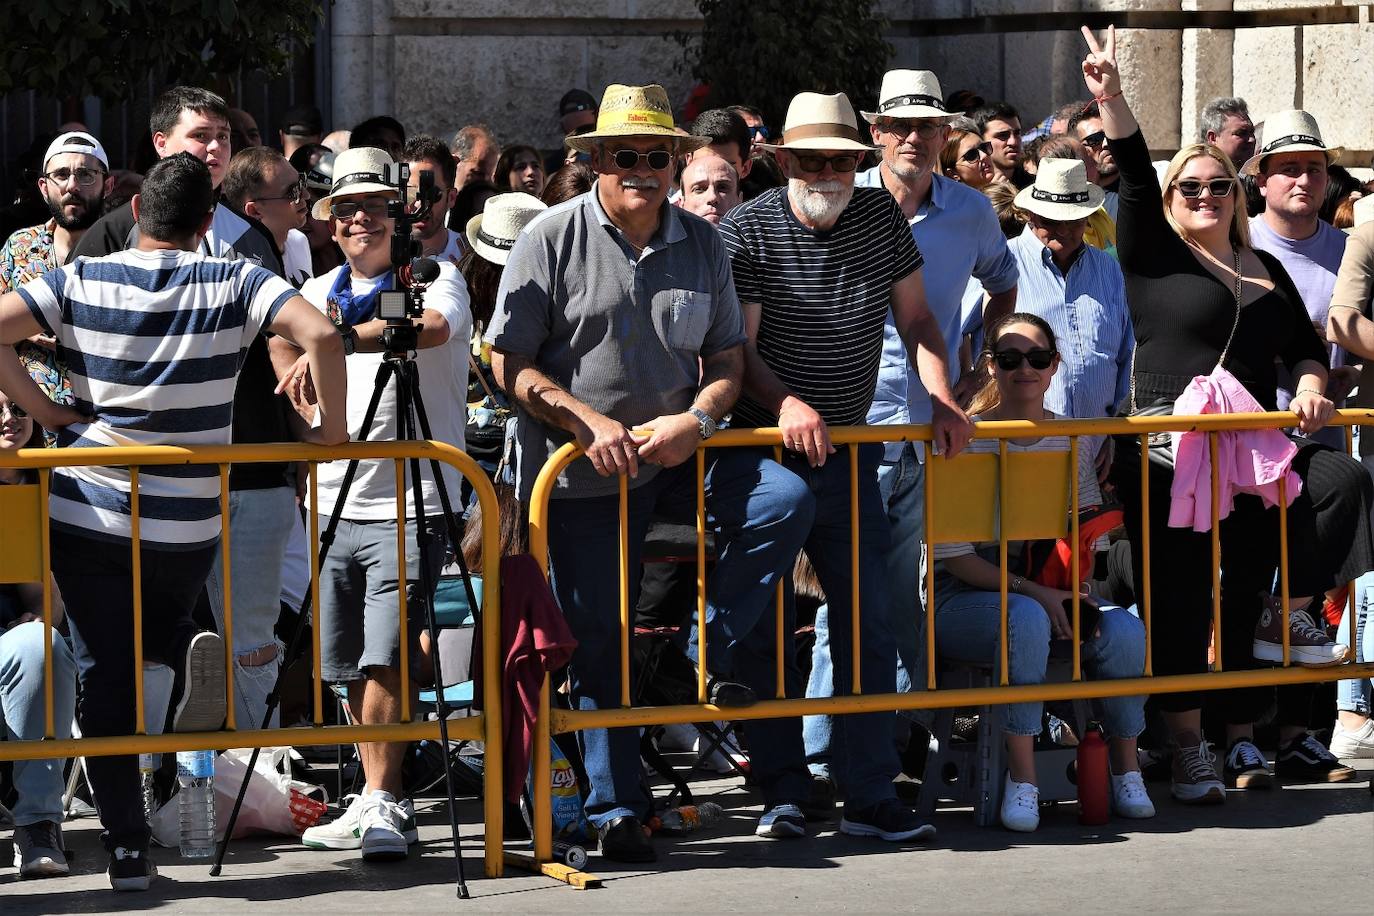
[316,516,446,683]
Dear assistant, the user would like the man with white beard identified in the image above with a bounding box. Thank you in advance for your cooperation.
[717,90,972,842]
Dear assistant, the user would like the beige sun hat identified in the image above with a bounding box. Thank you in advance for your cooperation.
[310,147,398,220]
[1241,109,1343,177]
[1014,158,1105,221]
[466,192,548,265]
[759,91,879,153]
[565,84,708,154]
[860,70,958,124]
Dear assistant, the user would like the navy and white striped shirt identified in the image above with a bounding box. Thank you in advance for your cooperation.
[19,249,295,550]
[721,186,923,427]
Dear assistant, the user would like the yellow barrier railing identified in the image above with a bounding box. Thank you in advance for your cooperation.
[526,409,1374,863]
[0,440,505,879]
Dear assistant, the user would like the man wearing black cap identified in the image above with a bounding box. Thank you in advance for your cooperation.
[547,89,599,173]
[280,104,324,160]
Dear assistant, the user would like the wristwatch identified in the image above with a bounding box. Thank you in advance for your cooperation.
[688,406,717,440]
[340,326,357,356]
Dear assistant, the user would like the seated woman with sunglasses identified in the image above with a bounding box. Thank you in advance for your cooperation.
[1083,26,1370,798]
[939,117,994,190]
[932,312,1154,833]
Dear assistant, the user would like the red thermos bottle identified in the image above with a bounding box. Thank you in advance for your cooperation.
[1077,728,1110,825]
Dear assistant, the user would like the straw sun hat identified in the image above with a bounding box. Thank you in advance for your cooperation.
[1013,158,1105,221]
[1240,109,1342,177]
[310,146,397,220]
[565,84,708,155]
[466,192,548,266]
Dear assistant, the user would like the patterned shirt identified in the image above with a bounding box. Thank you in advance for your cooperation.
[1,220,74,413]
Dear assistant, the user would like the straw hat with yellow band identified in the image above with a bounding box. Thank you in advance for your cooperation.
[565,84,709,154]
[758,91,879,153]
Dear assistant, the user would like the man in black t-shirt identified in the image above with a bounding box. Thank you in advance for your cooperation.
[719,90,973,844]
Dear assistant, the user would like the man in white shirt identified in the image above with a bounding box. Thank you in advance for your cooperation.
[403,136,467,265]
[281,147,473,863]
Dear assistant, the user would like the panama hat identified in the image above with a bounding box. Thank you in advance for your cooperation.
[311,147,398,220]
[861,70,958,124]
[565,84,708,154]
[1014,158,1105,221]
[1241,109,1342,177]
[466,192,548,265]
[759,91,878,153]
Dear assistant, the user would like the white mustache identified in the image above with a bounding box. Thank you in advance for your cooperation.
[803,180,845,194]
[621,177,661,190]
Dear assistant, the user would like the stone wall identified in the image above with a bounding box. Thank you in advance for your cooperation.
[330,0,1373,161]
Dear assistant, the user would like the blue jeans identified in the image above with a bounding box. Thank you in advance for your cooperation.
[0,621,76,826]
[1337,571,1374,715]
[546,450,812,827]
[933,578,1146,738]
[804,443,926,778]
[204,486,297,730]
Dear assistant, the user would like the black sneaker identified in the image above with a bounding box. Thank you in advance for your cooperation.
[597,815,656,864]
[801,773,837,821]
[1277,733,1358,783]
[1223,739,1274,789]
[706,675,756,708]
[173,631,227,733]
[839,798,936,843]
[108,846,157,892]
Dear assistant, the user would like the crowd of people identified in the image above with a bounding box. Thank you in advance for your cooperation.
[2,22,1373,892]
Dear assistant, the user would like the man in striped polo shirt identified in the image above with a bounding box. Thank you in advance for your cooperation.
[719,91,973,843]
[0,154,347,891]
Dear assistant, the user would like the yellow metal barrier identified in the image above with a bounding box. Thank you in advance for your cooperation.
[527,409,1374,864]
[0,440,505,879]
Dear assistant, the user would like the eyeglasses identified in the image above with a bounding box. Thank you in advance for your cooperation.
[793,153,860,174]
[0,402,28,421]
[610,149,674,171]
[959,141,993,163]
[43,167,106,188]
[879,119,945,140]
[992,348,1056,371]
[255,178,308,205]
[1173,178,1237,199]
[329,198,391,219]
[1080,130,1107,149]
[749,125,770,141]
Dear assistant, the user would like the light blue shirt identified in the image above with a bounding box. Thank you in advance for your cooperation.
[859,166,1019,458]
[1007,224,1133,420]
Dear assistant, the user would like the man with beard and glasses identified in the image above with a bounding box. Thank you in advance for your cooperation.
[1,132,112,419]
[1070,100,1121,220]
[799,71,1018,816]
[719,90,973,844]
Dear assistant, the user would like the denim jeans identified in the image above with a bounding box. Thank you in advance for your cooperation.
[204,486,297,730]
[546,450,812,826]
[933,576,1147,738]
[0,621,76,826]
[804,442,926,779]
[1337,571,1374,716]
[49,528,217,852]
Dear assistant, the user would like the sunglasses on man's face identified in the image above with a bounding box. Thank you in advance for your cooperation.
[1174,178,1237,199]
[793,153,859,174]
[959,141,993,163]
[610,148,673,171]
[1080,130,1107,149]
[330,198,391,220]
[880,119,944,140]
[749,125,770,141]
[993,348,1056,371]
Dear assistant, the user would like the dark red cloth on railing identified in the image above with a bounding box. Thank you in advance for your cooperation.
[473,553,576,802]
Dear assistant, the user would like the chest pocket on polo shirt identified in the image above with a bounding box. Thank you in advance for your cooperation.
[659,288,712,352]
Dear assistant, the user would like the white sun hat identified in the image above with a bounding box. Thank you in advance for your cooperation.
[466,192,548,265]
[860,70,959,124]
[1014,158,1105,221]
[758,91,878,153]
[1241,109,1342,177]
[310,147,399,220]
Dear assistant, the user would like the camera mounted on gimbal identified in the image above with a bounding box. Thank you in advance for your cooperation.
[377,162,442,355]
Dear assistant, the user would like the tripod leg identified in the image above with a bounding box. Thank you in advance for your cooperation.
[397,366,470,898]
[212,359,397,875]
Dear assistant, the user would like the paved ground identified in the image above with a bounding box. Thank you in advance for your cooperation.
[3,760,1371,914]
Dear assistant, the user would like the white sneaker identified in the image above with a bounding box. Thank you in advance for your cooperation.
[1000,774,1040,833]
[1109,771,1156,819]
[1329,719,1374,759]
[303,792,417,851]
[360,790,412,861]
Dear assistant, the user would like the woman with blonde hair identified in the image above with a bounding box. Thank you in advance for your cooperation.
[1084,25,1369,802]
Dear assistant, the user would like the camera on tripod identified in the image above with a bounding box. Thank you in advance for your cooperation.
[377,162,442,354]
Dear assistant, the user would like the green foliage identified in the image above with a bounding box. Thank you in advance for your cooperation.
[677,0,893,131]
[0,0,323,99]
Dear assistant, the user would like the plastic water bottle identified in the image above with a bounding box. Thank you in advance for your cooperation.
[175,750,217,858]
[657,801,724,834]
[139,753,159,825]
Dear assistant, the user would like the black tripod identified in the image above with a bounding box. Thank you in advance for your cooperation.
[211,340,480,900]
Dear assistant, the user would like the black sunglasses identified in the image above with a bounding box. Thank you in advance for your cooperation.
[1174,178,1237,199]
[993,348,1056,371]
[959,141,993,163]
[0,402,27,420]
[255,177,308,205]
[793,153,860,174]
[879,119,945,139]
[1080,130,1107,148]
[749,125,770,141]
[611,149,673,171]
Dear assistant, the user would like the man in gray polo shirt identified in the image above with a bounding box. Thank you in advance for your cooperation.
[487,84,812,864]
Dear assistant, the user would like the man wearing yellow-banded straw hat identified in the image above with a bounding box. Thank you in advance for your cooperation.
[487,84,813,863]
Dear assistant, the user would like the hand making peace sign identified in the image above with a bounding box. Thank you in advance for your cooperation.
[1080,24,1121,99]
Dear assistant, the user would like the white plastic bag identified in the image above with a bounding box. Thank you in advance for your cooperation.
[150,747,328,845]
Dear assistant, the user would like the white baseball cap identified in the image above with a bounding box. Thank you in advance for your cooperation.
[44,131,109,171]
